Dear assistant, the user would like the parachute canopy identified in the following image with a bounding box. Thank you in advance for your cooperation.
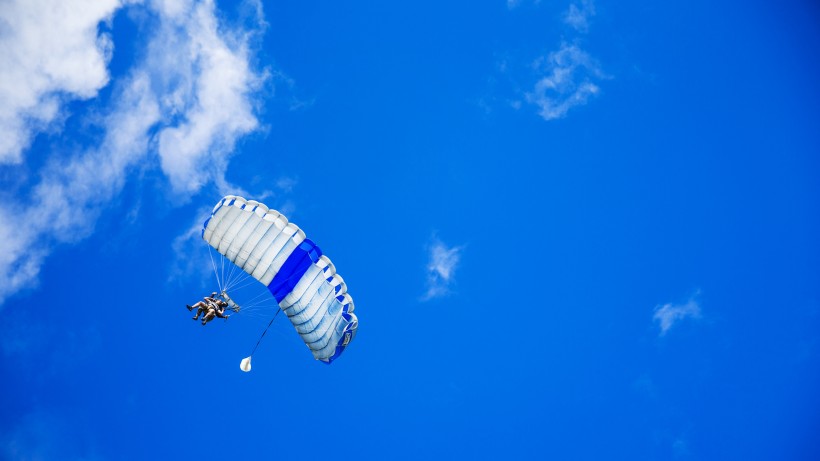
[202,195,358,364]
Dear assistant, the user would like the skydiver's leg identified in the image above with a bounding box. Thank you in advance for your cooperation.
[202,310,216,325]
[191,301,207,319]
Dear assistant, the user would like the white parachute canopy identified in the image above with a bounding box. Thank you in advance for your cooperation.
[202,195,358,365]
[240,356,252,372]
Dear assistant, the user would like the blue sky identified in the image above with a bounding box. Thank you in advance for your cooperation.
[1,0,819,459]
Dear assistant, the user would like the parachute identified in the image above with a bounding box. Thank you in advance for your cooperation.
[202,195,358,365]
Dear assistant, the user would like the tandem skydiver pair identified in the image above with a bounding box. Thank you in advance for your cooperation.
[186,292,230,325]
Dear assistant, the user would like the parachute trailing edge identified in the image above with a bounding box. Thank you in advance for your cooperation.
[203,195,358,364]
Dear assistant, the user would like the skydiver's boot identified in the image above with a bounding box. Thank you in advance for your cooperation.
[202,311,215,325]
[186,304,193,311]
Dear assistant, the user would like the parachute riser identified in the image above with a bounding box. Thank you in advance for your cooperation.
[220,290,241,313]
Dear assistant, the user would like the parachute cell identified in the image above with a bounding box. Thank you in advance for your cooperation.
[202,195,358,363]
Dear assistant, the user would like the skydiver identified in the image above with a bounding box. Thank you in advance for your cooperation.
[187,292,219,320]
[200,298,230,325]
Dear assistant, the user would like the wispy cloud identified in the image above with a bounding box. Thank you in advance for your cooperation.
[1,410,101,461]
[168,209,214,286]
[653,296,702,335]
[422,236,464,301]
[0,0,267,304]
[0,0,122,164]
[509,1,607,120]
[525,42,605,121]
[563,0,596,33]
[506,0,542,9]
[275,176,298,193]
[672,437,691,458]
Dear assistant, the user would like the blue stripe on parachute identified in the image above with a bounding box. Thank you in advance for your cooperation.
[321,322,356,364]
[201,216,211,238]
[267,239,323,303]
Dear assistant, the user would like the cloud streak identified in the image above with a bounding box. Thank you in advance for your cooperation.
[0,0,267,304]
[422,237,464,301]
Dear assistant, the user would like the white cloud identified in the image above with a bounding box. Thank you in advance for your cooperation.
[653,297,702,335]
[152,0,266,194]
[422,237,464,301]
[525,42,605,120]
[564,0,596,33]
[0,0,267,304]
[0,0,123,164]
[0,71,159,302]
